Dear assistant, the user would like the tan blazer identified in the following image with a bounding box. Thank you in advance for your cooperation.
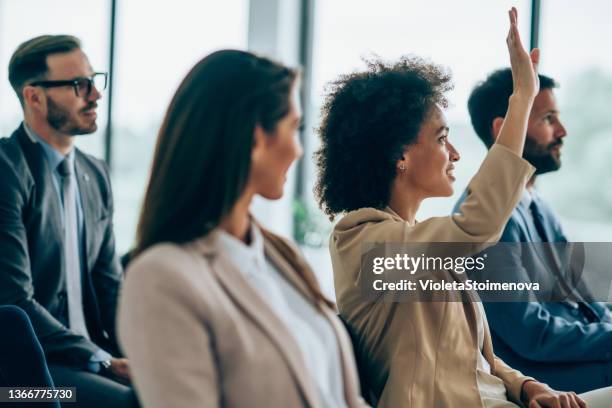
[118,225,366,408]
[330,144,536,408]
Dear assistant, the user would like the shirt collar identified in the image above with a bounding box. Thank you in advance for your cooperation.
[519,187,534,209]
[24,122,74,172]
[217,222,266,273]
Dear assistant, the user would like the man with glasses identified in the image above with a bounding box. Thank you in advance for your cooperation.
[0,35,136,407]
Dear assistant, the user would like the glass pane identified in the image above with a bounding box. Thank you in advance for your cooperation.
[538,0,612,240]
[0,0,110,157]
[111,0,248,253]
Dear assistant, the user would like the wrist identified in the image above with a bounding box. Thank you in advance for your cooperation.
[521,379,551,403]
[509,92,535,105]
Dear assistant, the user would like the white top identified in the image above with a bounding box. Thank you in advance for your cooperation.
[217,225,347,408]
[475,187,531,407]
[475,302,519,407]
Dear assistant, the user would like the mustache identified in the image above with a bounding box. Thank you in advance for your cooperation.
[548,139,563,149]
[81,103,97,113]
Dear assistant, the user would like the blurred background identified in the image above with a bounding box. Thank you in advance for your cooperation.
[1,0,610,298]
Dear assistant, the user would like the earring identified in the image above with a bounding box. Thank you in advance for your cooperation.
[399,163,406,171]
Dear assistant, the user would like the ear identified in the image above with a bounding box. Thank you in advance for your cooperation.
[395,148,409,173]
[251,123,268,163]
[22,86,45,112]
[491,117,504,142]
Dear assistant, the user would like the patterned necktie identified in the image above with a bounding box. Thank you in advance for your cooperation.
[57,157,90,339]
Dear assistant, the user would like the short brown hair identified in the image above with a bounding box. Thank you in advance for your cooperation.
[8,34,81,106]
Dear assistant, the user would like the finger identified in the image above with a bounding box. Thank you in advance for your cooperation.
[568,395,580,408]
[531,48,540,72]
[549,398,562,408]
[559,394,571,408]
[573,393,587,408]
[565,392,580,408]
[529,400,542,408]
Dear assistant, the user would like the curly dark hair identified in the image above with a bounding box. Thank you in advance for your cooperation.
[314,55,453,220]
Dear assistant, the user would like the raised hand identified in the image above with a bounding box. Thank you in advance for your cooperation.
[506,7,539,100]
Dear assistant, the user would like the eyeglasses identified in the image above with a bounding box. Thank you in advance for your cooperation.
[29,72,108,98]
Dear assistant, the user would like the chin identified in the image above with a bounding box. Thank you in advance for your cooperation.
[438,185,454,197]
[259,187,284,201]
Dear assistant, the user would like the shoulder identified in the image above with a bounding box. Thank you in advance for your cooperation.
[0,129,28,168]
[0,131,32,195]
[333,207,399,234]
[500,208,529,242]
[332,207,420,245]
[126,243,206,287]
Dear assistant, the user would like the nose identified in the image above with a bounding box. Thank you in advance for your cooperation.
[88,84,102,101]
[555,119,567,139]
[448,141,460,162]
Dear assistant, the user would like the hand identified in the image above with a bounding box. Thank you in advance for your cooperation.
[521,380,587,408]
[109,358,131,382]
[506,7,540,100]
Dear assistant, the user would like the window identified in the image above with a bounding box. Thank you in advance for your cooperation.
[110,0,248,252]
[0,0,110,156]
[537,0,612,240]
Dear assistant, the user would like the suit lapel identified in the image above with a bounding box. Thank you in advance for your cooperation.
[16,125,65,250]
[195,231,320,408]
[515,204,539,243]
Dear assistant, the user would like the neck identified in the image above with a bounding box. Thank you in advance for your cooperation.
[388,182,422,225]
[25,113,73,156]
[219,189,254,244]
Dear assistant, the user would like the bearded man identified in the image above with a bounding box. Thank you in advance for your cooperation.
[454,68,612,394]
[0,35,136,407]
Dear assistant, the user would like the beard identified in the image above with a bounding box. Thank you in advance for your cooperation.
[523,136,563,175]
[47,96,98,135]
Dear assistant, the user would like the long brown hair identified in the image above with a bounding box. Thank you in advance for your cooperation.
[135,50,297,255]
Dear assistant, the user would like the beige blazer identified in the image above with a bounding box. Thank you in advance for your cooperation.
[330,144,537,408]
[118,225,366,408]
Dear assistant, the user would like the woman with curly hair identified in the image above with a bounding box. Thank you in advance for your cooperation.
[315,9,592,408]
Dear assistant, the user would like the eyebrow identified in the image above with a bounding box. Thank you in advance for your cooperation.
[437,126,450,134]
[538,109,560,117]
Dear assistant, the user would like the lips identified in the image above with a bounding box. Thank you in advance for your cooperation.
[446,165,456,180]
[550,143,563,153]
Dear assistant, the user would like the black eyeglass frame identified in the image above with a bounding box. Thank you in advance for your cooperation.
[29,72,108,98]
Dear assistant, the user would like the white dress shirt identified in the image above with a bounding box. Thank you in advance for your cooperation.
[217,224,347,408]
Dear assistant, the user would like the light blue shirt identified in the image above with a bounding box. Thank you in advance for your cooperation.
[24,123,112,371]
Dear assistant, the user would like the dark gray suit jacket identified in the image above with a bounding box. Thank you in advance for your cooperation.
[0,124,123,367]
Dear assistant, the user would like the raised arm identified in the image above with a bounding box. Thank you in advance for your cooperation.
[495,7,539,155]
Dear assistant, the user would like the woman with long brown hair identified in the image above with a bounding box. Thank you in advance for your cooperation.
[117,50,365,408]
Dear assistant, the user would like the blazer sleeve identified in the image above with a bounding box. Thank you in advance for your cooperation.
[485,217,612,363]
[118,247,220,408]
[89,160,123,348]
[485,300,612,363]
[492,355,534,405]
[0,152,98,365]
[339,144,535,247]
